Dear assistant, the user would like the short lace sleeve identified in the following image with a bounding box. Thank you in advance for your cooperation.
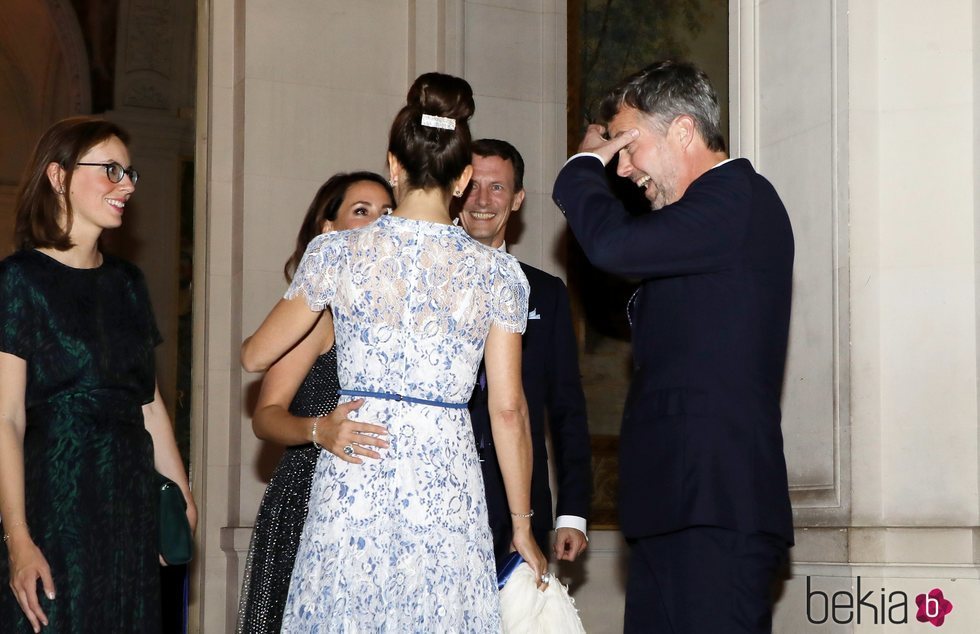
[0,259,33,360]
[284,232,345,311]
[491,253,530,334]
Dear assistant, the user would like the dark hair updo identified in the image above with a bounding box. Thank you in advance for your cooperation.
[387,72,475,192]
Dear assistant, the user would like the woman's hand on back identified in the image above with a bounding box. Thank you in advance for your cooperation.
[317,399,389,464]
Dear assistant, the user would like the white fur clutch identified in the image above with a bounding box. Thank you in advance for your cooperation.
[498,561,587,633]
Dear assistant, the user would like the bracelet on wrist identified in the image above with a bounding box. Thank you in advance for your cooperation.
[2,520,28,543]
[509,509,534,519]
[311,416,323,450]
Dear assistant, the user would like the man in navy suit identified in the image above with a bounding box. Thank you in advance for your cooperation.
[552,61,794,633]
[461,139,592,567]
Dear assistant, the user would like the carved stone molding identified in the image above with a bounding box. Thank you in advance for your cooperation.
[41,0,92,113]
[117,0,176,109]
[731,0,851,525]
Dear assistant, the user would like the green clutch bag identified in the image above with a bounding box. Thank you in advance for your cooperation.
[156,472,193,565]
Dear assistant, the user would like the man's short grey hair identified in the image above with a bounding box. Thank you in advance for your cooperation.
[599,60,726,153]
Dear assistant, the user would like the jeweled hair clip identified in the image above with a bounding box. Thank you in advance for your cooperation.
[421,114,456,131]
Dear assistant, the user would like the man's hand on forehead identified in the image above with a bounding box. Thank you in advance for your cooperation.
[577,124,638,166]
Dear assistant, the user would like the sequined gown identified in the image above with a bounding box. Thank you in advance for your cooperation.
[0,250,162,632]
[279,214,529,633]
[236,346,340,633]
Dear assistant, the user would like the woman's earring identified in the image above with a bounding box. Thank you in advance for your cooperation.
[453,189,462,198]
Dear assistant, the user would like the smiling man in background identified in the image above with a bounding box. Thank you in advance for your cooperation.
[461,138,592,568]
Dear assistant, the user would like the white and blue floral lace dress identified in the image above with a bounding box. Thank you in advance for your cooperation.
[280,214,529,633]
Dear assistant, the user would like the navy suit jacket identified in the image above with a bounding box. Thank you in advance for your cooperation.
[552,156,794,544]
[470,262,592,565]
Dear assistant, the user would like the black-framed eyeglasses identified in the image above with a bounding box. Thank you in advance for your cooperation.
[76,161,139,184]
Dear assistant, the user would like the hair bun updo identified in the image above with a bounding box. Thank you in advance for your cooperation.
[407,73,476,122]
[388,72,475,192]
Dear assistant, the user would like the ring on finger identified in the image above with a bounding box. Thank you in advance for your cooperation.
[343,443,355,456]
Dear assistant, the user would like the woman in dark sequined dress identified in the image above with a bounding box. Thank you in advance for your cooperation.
[236,172,393,633]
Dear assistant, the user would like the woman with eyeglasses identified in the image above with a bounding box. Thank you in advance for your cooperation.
[236,172,394,633]
[0,116,195,632]
[242,72,547,632]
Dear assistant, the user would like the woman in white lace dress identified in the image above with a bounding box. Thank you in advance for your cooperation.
[241,72,547,632]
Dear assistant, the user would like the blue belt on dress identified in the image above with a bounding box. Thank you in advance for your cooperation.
[337,389,468,410]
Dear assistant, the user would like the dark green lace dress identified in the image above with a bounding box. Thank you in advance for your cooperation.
[0,249,162,633]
